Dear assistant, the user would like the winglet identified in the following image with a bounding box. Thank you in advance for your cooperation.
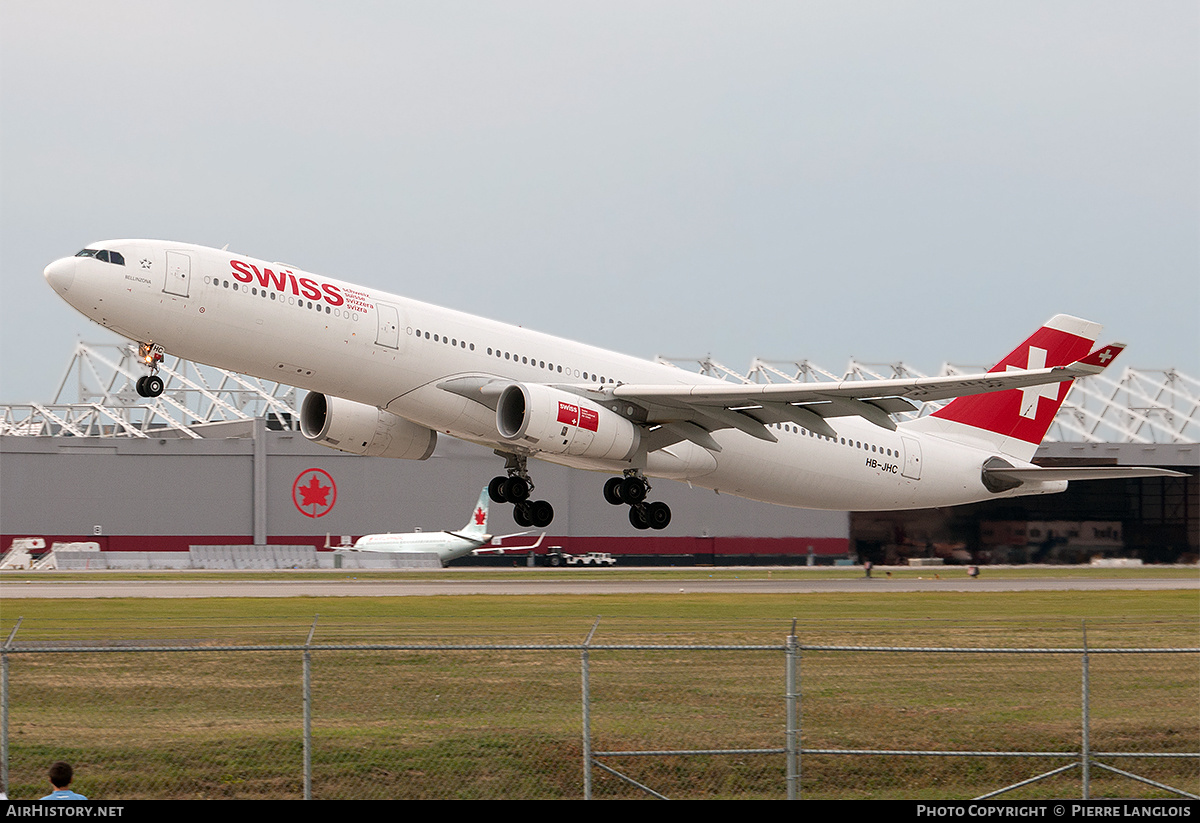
[1071,343,1125,374]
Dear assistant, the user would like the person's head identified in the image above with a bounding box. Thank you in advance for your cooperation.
[48,761,73,789]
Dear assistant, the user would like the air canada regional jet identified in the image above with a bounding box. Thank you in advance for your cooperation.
[43,241,1180,530]
[350,487,544,565]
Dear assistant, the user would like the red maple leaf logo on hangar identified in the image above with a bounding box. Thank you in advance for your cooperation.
[292,468,337,518]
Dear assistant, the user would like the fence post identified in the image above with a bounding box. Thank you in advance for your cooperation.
[786,621,799,800]
[1081,620,1090,800]
[303,615,318,801]
[1,646,7,798]
[582,617,600,800]
[1,618,21,798]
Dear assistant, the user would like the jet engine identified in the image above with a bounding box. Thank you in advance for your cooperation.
[300,393,437,460]
[496,383,640,462]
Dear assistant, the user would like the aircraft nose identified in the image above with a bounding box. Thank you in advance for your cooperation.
[43,257,76,293]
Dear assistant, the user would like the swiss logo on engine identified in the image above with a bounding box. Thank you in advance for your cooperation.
[557,401,599,432]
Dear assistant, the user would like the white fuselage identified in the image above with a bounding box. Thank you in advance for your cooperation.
[352,531,488,564]
[43,240,1062,513]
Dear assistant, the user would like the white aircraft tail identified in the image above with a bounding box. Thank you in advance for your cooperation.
[460,487,490,537]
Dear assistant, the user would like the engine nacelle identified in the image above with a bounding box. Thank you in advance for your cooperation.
[496,383,640,462]
[301,393,437,460]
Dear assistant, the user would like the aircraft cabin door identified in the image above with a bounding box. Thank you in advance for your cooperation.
[901,437,922,480]
[375,302,400,349]
[164,251,191,298]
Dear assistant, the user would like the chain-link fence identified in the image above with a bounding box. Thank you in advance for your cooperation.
[1,619,1196,799]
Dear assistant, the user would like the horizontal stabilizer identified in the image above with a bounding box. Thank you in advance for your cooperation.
[984,466,1186,482]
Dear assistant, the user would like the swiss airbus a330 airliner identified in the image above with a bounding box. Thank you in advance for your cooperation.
[43,240,1178,530]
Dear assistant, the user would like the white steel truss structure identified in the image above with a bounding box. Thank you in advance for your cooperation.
[0,341,301,438]
[1,341,1195,443]
[659,355,1199,445]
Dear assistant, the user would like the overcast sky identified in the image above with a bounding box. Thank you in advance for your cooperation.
[2,1,1196,404]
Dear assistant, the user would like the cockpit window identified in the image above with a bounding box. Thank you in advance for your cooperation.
[74,248,125,265]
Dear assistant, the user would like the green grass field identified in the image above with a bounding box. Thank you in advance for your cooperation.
[1,577,1195,799]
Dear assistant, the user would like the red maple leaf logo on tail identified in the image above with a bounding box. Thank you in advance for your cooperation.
[474,507,486,525]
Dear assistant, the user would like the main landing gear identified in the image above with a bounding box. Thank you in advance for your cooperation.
[135,342,166,397]
[604,471,671,530]
[489,454,554,528]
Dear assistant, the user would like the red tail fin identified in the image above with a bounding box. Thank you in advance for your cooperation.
[925,315,1106,460]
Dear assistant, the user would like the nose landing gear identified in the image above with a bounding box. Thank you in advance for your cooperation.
[604,471,671,530]
[488,453,554,528]
[135,343,166,397]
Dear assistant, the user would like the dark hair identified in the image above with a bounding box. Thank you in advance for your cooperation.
[49,761,73,788]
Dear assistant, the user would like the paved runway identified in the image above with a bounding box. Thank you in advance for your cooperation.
[2,572,1196,598]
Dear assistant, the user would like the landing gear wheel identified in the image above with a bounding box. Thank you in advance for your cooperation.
[629,504,650,530]
[603,477,625,505]
[143,375,164,397]
[504,476,530,503]
[621,476,647,504]
[135,376,149,397]
[513,502,533,528]
[529,500,554,529]
[488,476,509,504]
[646,501,672,530]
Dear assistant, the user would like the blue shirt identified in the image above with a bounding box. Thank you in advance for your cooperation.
[41,789,87,800]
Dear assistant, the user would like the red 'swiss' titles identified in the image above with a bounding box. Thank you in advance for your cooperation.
[229,259,348,308]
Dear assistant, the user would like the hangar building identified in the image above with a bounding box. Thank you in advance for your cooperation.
[1,343,1195,565]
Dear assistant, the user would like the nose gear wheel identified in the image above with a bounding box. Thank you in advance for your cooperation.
[135,342,166,397]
